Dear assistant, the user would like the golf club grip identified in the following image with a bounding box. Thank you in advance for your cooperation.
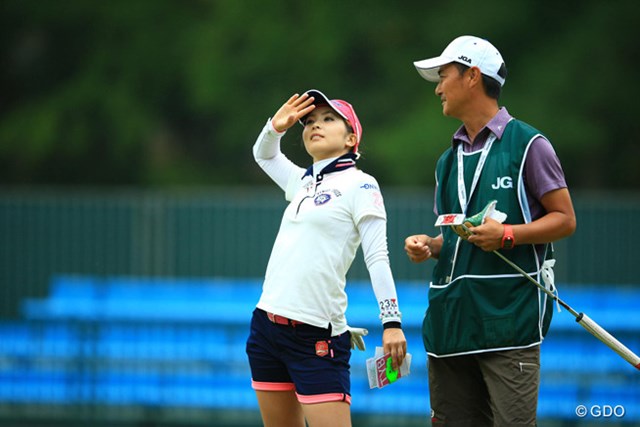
[576,313,640,370]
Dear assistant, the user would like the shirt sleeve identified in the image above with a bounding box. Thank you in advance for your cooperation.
[358,215,402,325]
[351,176,387,225]
[252,119,305,193]
[524,136,568,201]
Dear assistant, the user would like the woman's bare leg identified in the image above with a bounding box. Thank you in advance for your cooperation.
[303,401,351,427]
[255,390,305,427]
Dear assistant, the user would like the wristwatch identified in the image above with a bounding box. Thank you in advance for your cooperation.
[501,224,515,249]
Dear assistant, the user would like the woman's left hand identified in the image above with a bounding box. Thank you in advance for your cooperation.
[383,328,407,371]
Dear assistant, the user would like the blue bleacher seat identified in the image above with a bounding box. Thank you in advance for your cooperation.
[1,275,639,422]
[22,275,262,324]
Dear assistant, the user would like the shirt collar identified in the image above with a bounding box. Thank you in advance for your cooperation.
[302,152,357,179]
[451,107,513,148]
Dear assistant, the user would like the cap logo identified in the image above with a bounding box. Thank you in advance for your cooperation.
[458,55,472,64]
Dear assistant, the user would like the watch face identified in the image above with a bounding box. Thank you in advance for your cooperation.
[504,237,514,249]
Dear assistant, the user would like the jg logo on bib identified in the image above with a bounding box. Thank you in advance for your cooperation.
[491,176,513,190]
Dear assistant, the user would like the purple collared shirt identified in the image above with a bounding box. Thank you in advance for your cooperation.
[438,107,567,220]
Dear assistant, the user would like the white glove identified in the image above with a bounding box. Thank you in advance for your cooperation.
[347,326,368,351]
[541,259,561,312]
[541,259,556,291]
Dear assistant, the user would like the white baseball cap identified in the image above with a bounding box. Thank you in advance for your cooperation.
[414,36,506,86]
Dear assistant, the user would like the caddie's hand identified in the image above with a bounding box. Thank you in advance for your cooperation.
[452,223,473,240]
[347,326,368,351]
[404,234,432,263]
[383,328,407,371]
[467,218,504,252]
[271,93,316,133]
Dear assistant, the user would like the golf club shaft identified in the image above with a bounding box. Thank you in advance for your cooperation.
[491,250,579,317]
[492,249,640,370]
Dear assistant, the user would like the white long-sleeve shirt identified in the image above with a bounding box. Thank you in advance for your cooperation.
[253,120,401,336]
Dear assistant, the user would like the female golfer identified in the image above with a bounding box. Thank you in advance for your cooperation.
[246,90,407,427]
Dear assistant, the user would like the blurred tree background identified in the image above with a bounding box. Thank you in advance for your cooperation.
[1,0,638,189]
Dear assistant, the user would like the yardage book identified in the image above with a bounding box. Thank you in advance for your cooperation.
[366,346,412,389]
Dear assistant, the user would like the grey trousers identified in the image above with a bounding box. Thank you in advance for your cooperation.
[428,345,540,427]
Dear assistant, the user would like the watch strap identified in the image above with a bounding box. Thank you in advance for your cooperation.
[501,224,515,249]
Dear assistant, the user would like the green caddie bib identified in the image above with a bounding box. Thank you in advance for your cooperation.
[424,119,555,357]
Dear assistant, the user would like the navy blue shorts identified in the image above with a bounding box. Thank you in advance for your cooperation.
[246,308,352,404]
